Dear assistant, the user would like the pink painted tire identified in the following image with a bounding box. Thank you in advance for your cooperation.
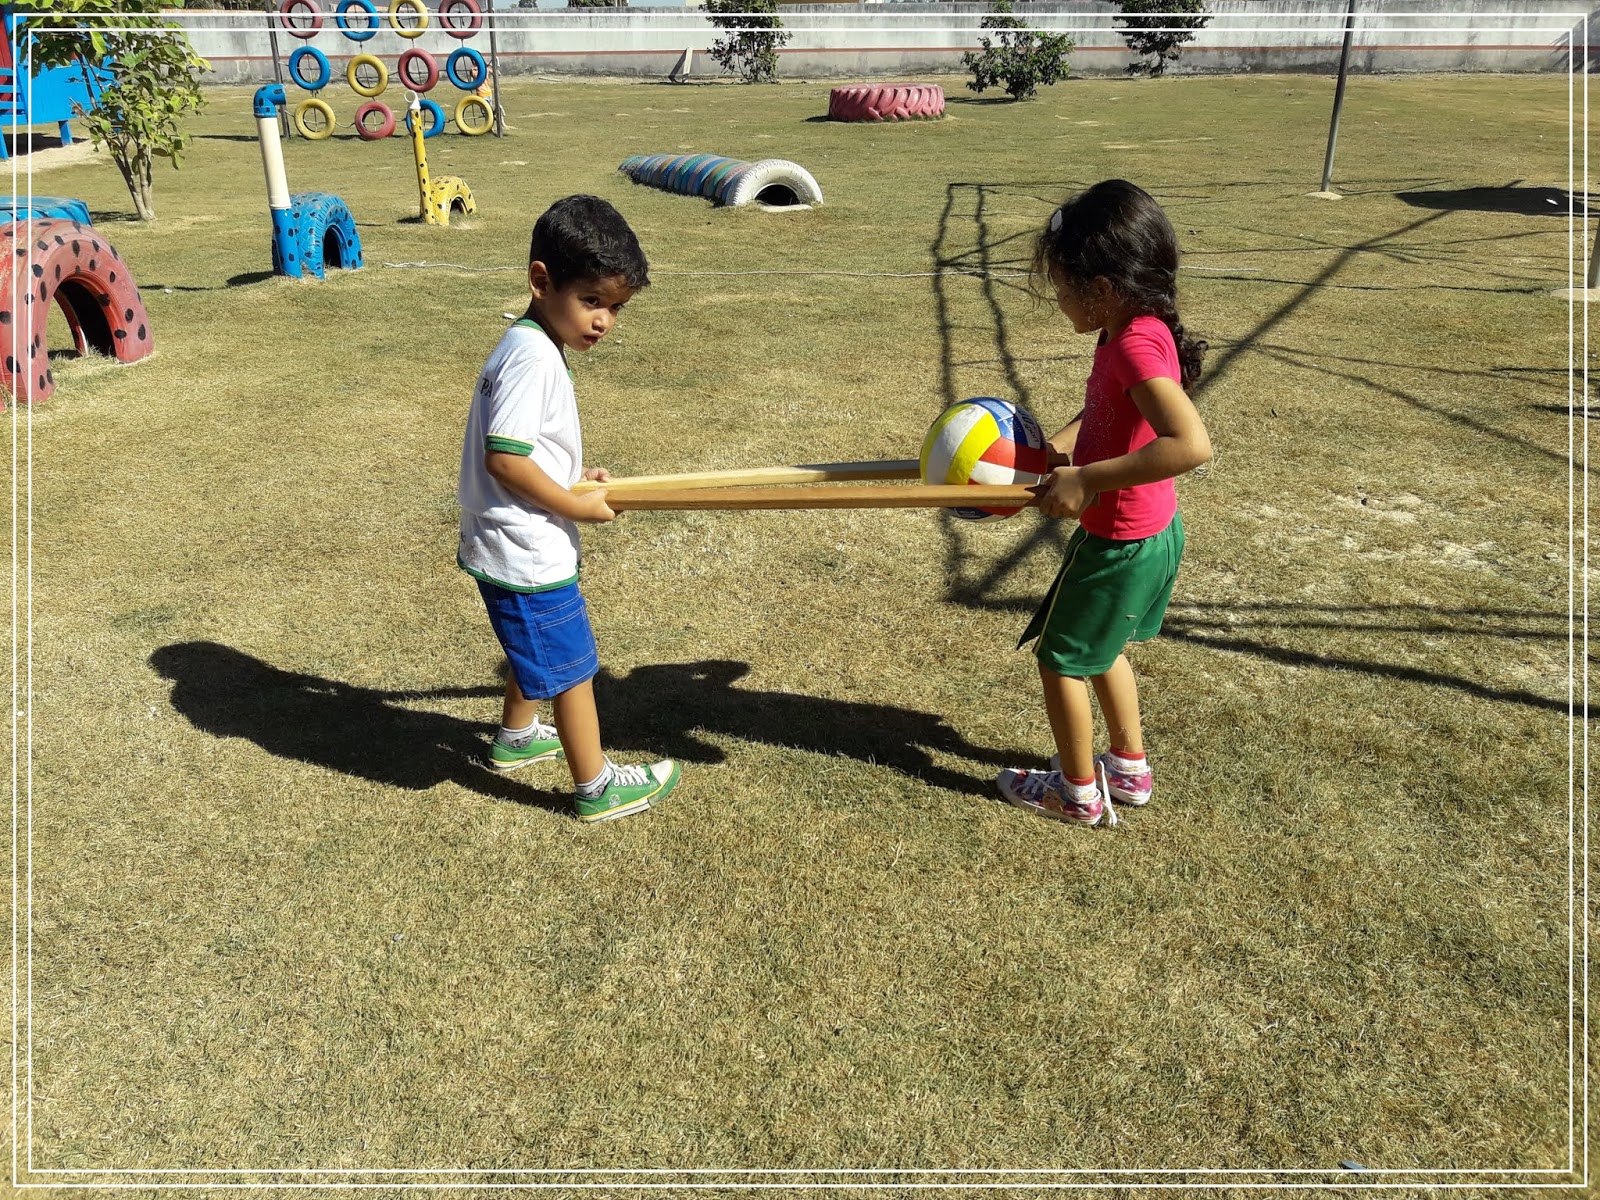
[827,83,945,122]
[0,218,153,406]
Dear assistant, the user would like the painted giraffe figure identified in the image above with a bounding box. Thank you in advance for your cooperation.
[407,92,476,227]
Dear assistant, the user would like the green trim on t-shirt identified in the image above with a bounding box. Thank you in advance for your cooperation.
[485,435,534,456]
[458,553,579,594]
[513,317,575,381]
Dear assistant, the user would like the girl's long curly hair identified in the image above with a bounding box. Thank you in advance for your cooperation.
[1031,179,1206,390]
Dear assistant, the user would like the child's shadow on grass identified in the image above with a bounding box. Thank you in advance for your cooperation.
[149,643,1027,807]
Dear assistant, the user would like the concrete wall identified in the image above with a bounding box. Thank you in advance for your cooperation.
[164,1,1594,85]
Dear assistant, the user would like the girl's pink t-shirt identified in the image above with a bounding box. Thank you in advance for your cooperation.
[1073,314,1180,541]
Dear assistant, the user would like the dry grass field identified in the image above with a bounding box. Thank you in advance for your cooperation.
[3,68,1588,1196]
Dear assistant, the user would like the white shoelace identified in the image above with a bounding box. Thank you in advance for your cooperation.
[606,761,651,789]
[504,720,558,747]
[1017,766,1117,828]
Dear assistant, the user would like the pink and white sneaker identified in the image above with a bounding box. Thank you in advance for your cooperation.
[996,765,1116,827]
[1094,752,1153,807]
[1047,752,1154,807]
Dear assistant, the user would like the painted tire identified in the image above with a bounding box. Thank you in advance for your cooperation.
[335,0,379,42]
[440,0,483,39]
[354,99,396,140]
[618,153,823,207]
[0,218,153,405]
[389,0,428,38]
[347,53,388,98]
[413,96,446,138]
[287,46,330,91]
[445,46,486,91]
[275,192,364,280]
[397,48,439,93]
[279,0,323,39]
[293,97,337,139]
[827,83,946,122]
[454,94,493,135]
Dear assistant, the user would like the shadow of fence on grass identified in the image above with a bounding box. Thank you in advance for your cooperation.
[149,643,1033,805]
[928,179,1081,620]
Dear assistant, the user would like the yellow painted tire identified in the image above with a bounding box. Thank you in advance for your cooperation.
[293,97,337,140]
[389,0,428,38]
[346,53,388,97]
[455,94,493,136]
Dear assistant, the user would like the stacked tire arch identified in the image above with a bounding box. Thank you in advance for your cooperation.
[277,0,495,141]
[827,83,946,122]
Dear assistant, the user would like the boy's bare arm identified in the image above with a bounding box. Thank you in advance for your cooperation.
[486,451,615,522]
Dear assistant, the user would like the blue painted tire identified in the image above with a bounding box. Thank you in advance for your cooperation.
[445,46,486,91]
[409,97,446,138]
[335,0,379,41]
[274,192,364,280]
[288,46,330,91]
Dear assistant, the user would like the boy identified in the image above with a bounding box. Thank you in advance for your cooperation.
[458,194,679,822]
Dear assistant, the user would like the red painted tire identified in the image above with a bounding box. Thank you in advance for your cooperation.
[397,47,439,92]
[0,218,153,405]
[354,99,397,140]
[828,83,945,122]
[279,0,324,39]
[439,0,483,38]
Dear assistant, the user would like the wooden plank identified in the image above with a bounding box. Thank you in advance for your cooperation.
[602,483,1037,512]
[572,458,921,494]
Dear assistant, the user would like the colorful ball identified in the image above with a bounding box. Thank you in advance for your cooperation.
[919,396,1049,521]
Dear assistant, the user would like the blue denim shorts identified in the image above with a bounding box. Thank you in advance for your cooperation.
[477,579,599,700]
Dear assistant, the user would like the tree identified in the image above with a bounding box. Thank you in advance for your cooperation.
[705,0,792,85]
[1113,0,1211,77]
[18,0,208,221]
[961,0,1074,102]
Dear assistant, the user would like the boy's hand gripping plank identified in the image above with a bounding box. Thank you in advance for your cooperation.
[570,459,920,494]
[599,483,1038,512]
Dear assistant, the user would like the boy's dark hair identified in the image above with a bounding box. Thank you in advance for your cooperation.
[1032,179,1206,389]
[529,194,650,290]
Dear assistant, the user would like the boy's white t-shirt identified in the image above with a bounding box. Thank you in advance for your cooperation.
[457,320,583,592]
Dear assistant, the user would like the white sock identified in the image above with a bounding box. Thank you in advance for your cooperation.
[498,717,557,746]
[1108,751,1148,775]
[575,759,613,797]
[1067,777,1101,803]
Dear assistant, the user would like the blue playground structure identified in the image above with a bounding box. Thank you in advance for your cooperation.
[0,195,90,224]
[253,84,362,280]
[0,4,111,160]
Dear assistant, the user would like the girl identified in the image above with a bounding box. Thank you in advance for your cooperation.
[997,179,1212,827]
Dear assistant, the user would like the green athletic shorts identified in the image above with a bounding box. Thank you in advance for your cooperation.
[1018,511,1185,678]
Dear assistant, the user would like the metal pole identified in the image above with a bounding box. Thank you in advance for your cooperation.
[266,10,290,139]
[1319,0,1357,193]
[1587,221,1599,289]
[485,0,504,137]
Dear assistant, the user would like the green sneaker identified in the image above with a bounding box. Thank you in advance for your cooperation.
[574,759,680,823]
[488,722,564,772]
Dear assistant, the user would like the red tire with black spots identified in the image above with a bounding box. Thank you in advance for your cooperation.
[0,218,153,406]
[827,83,945,122]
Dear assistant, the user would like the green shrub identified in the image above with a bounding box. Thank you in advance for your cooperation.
[961,0,1074,103]
[1113,0,1211,76]
[705,0,792,84]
